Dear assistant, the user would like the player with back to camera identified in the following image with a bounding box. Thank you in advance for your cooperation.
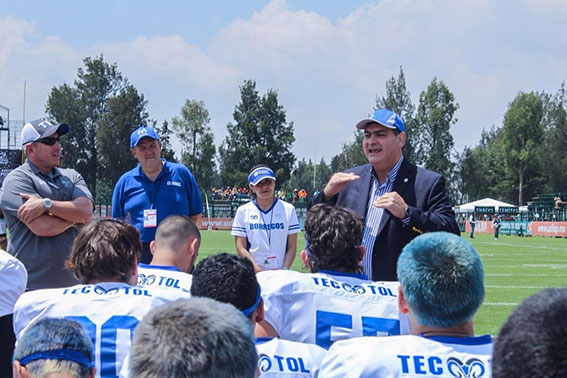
[191,253,327,377]
[319,232,492,377]
[232,165,300,272]
[255,203,410,350]
[136,214,200,292]
[12,219,189,378]
[492,288,567,378]
[12,318,95,378]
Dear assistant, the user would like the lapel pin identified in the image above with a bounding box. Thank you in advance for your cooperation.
[404,178,408,183]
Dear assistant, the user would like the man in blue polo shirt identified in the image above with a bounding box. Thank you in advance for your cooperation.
[112,126,203,263]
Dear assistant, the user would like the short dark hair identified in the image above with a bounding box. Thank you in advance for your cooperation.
[66,219,141,283]
[492,288,567,378]
[13,318,93,378]
[191,253,259,315]
[154,215,200,251]
[129,298,257,377]
[304,204,364,274]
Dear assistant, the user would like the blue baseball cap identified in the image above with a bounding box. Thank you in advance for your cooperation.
[130,126,160,148]
[356,109,405,132]
[248,166,276,186]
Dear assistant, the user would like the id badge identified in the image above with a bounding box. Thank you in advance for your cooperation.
[263,255,278,270]
[143,209,158,228]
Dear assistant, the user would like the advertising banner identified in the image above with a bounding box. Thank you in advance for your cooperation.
[529,222,567,237]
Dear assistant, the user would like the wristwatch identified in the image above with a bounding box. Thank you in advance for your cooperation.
[43,198,53,213]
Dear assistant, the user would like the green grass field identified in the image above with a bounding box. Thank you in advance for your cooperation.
[197,230,567,336]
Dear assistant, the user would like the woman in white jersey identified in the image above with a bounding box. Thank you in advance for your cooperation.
[231,165,300,272]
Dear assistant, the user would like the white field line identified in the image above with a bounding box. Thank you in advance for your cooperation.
[475,242,567,251]
[483,302,518,306]
[486,273,564,276]
[485,285,552,289]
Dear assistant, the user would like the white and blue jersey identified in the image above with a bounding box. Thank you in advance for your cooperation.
[112,159,203,243]
[231,199,300,270]
[13,282,189,378]
[256,338,327,377]
[320,334,493,378]
[137,263,192,292]
[257,270,410,349]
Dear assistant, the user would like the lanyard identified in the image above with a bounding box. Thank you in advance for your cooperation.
[143,175,163,209]
[256,201,275,248]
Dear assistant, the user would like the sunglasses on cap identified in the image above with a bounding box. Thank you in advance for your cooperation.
[37,137,60,146]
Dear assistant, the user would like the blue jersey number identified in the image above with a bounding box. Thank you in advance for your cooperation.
[67,315,139,377]
[316,310,400,349]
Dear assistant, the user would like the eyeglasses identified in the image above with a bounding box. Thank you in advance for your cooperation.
[37,137,60,146]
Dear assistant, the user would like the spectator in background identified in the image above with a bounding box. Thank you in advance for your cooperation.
[492,215,502,240]
[492,288,567,378]
[469,213,476,239]
[320,232,492,377]
[137,215,200,292]
[12,318,95,378]
[0,250,27,375]
[232,165,299,272]
[112,126,203,264]
[0,119,93,290]
[191,253,327,377]
[127,297,258,378]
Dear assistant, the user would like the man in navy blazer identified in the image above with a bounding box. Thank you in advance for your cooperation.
[311,109,459,281]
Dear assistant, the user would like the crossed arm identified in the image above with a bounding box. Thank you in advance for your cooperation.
[17,194,93,237]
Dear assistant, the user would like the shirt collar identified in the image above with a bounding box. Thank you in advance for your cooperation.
[26,159,61,179]
[370,155,404,185]
[135,158,168,179]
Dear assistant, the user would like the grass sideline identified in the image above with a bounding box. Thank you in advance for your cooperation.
[197,230,566,336]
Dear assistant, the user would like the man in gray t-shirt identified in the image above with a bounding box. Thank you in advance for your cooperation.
[0,119,93,290]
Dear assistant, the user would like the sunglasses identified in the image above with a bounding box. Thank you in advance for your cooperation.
[37,137,60,146]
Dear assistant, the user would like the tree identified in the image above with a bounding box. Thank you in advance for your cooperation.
[97,85,149,201]
[414,77,459,183]
[376,67,417,162]
[172,99,217,190]
[330,132,366,173]
[155,120,177,163]
[540,83,567,193]
[219,80,295,187]
[46,55,128,199]
[502,92,544,205]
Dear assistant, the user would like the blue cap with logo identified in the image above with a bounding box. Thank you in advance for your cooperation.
[130,126,160,148]
[248,166,276,186]
[355,109,405,132]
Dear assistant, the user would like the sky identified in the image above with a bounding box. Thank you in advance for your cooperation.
[1,0,566,163]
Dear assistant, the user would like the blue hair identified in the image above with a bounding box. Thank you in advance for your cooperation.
[397,232,484,328]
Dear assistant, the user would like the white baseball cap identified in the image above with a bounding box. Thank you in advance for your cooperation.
[21,118,69,145]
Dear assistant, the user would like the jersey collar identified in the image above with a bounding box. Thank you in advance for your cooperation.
[318,270,368,280]
[253,198,279,214]
[420,334,493,345]
[138,263,181,272]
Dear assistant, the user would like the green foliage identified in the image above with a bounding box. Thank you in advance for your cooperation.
[286,158,332,194]
[540,83,567,194]
[172,99,217,190]
[219,80,295,187]
[330,132,366,173]
[46,55,128,198]
[155,120,177,163]
[375,66,417,162]
[502,92,544,205]
[414,77,459,182]
[97,85,149,199]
